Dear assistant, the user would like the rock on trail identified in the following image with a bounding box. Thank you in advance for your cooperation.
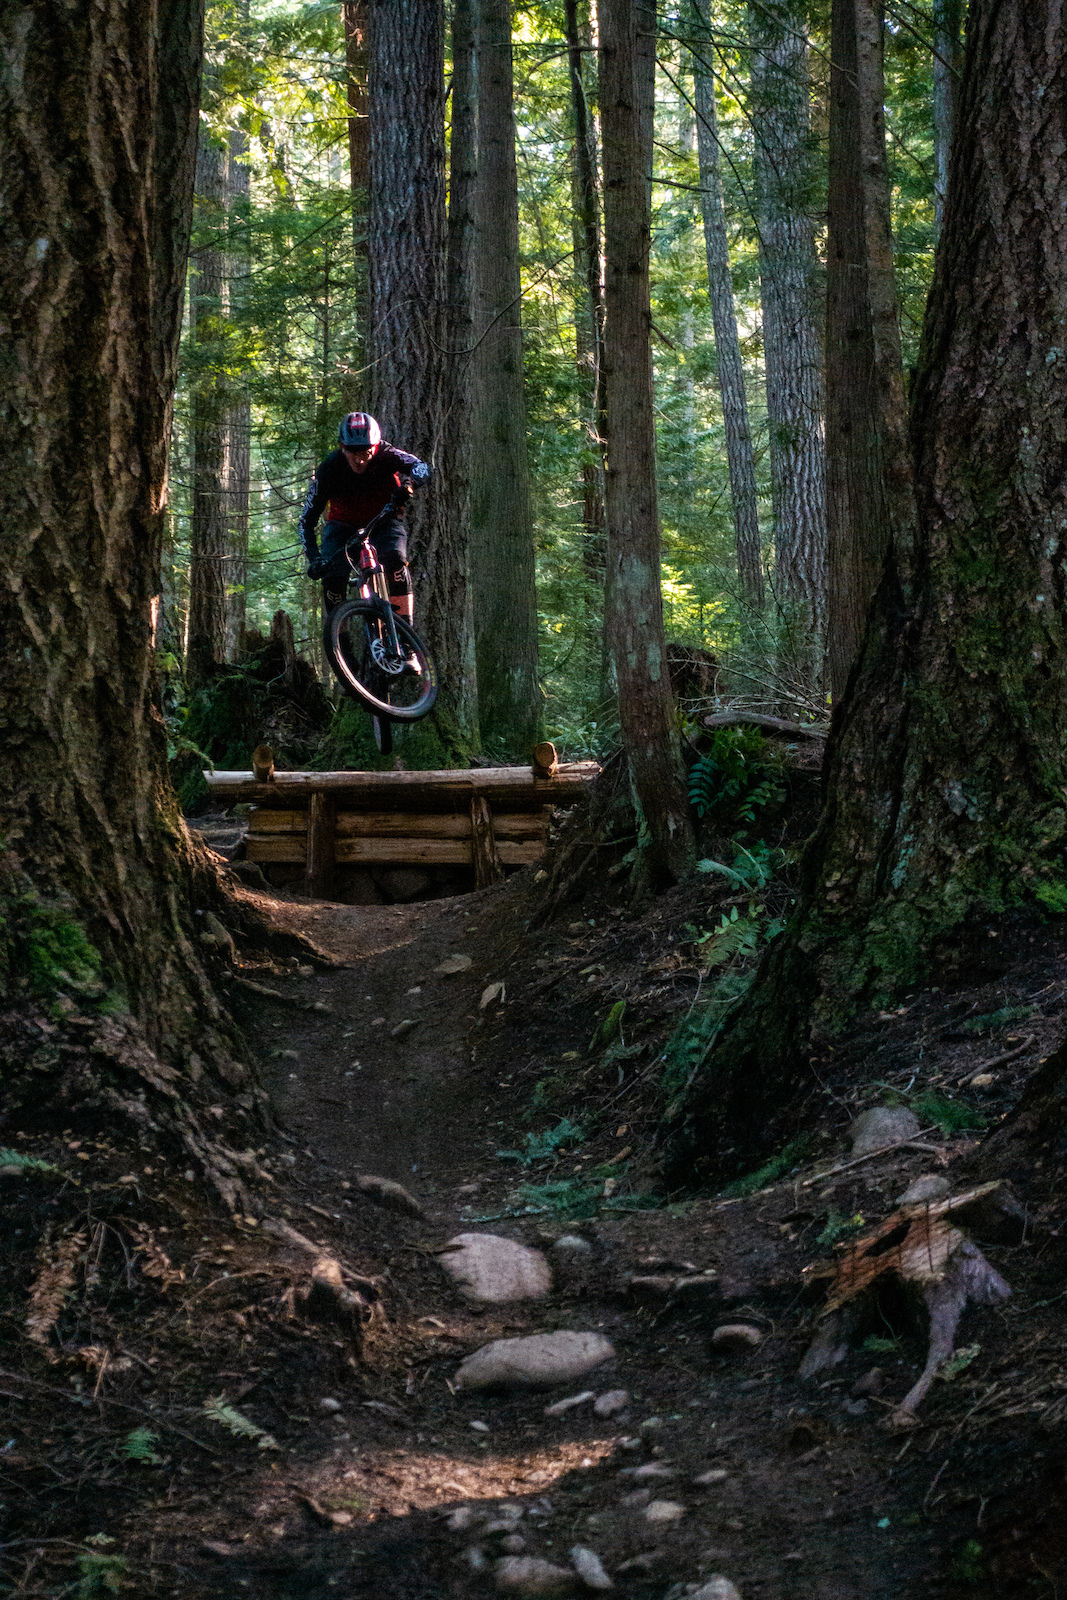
[439,1233,553,1303]
[456,1330,615,1390]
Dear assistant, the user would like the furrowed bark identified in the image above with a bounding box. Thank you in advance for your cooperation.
[667,0,1067,1185]
[825,0,915,700]
[0,0,265,1207]
[368,0,477,754]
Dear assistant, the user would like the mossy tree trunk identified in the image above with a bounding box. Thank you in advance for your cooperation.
[668,0,1067,1184]
[0,0,263,1206]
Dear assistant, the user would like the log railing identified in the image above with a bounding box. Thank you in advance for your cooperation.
[203,751,599,899]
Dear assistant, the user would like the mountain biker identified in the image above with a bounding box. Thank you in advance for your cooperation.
[298,412,430,627]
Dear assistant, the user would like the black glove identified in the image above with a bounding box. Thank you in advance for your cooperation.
[306,555,326,579]
[392,475,415,504]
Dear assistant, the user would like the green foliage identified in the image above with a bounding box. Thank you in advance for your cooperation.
[497,1117,586,1166]
[939,1342,980,1382]
[660,967,755,1098]
[688,727,785,826]
[122,1427,162,1465]
[910,1091,985,1133]
[959,1004,1036,1035]
[1033,878,1067,914]
[862,1335,902,1354]
[0,879,104,1005]
[952,1539,985,1586]
[202,1396,279,1450]
[515,1179,603,1216]
[817,1210,866,1247]
[0,1148,58,1175]
[76,1552,127,1598]
[721,1136,810,1198]
[698,841,784,892]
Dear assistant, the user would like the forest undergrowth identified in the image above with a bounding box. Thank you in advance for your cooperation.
[1,762,1065,1598]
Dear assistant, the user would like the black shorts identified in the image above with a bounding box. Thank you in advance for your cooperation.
[319,517,409,610]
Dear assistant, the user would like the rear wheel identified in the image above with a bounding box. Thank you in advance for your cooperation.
[324,600,438,721]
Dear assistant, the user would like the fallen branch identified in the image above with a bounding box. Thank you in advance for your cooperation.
[226,974,332,1014]
[799,1130,944,1187]
[702,710,828,740]
[956,1034,1036,1084]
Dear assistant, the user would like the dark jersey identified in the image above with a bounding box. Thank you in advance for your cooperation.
[297,444,424,558]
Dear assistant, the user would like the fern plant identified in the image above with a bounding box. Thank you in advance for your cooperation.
[688,725,784,827]
[203,1396,279,1450]
[122,1427,162,1464]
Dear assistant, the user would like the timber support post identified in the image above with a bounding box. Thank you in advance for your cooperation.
[470,794,504,887]
[305,792,336,898]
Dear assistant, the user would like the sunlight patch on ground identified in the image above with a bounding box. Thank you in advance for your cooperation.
[295,1439,620,1521]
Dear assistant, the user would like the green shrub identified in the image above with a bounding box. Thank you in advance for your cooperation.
[688,725,784,827]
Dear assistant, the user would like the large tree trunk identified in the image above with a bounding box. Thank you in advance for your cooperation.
[599,0,695,889]
[468,0,541,755]
[186,135,230,689]
[367,0,477,755]
[824,0,913,701]
[750,0,827,680]
[691,0,763,612]
[668,0,1067,1185]
[0,0,262,1206]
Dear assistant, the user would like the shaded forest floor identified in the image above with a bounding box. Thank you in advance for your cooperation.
[2,846,1066,1598]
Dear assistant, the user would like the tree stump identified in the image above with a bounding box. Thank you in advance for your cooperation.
[532,740,559,778]
[252,744,275,783]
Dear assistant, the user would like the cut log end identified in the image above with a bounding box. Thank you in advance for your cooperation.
[252,745,275,783]
[532,741,559,778]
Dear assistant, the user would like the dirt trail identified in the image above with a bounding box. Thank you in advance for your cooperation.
[198,879,1001,1600]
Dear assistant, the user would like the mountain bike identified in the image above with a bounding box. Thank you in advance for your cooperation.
[321,499,438,756]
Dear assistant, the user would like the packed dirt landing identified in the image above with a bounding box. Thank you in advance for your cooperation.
[2,873,1063,1598]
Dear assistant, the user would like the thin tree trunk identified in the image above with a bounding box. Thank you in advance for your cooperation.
[824,0,913,701]
[368,0,477,755]
[932,0,963,237]
[0,0,262,1205]
[186,135,229,688]
[343,0,370,364]
[565,0,607,550]
[438,0,480,749]
[691,0,763,610]
[669,0,1067,1184]
[750,0,827,673]
[225,124,250,661]
[469,0,541,754]
[599,0,695,888]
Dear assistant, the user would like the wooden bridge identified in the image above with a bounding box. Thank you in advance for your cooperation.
[204,746,599,901]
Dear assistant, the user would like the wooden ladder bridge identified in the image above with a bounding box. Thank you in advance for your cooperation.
[204,745,599,900]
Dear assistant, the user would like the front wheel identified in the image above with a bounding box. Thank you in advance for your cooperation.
[324,600,438,721]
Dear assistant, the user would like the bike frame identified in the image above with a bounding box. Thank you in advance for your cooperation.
[341,506,403,664]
